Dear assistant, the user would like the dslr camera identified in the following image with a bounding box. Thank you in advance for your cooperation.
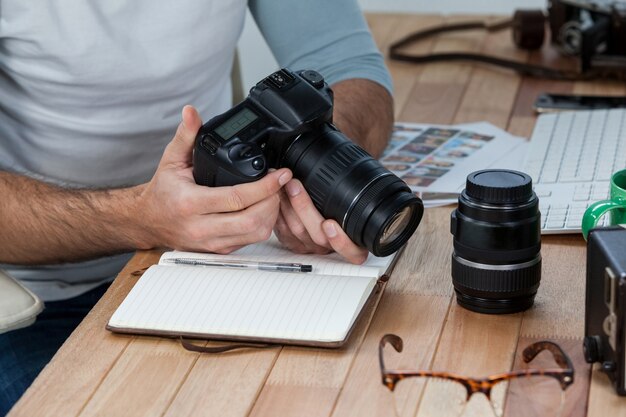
[583,226,626,395]
[192,68,423,257]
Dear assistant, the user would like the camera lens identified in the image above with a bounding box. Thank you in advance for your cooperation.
[450,169,541,314]
[282,124,423,257]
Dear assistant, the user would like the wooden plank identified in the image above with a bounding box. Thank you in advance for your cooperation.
[331,293,451,417]
[453,22,528,129]
[8,251,161,417]
[78,338,200,417]
[588,364,626,416]
[165,346,280,417]
[573,79,626,96]
[382,15,444,120]
[385,207,454,297]
[398,16,487,124]
[248,284,384,417]
[507,46,576,138]
[519,236,587,339]
[365,13,403,52]
[415,303,522,417]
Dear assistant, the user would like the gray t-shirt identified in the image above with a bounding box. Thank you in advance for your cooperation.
[0,0,392,301]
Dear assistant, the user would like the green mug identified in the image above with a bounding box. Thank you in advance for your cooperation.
[582,169,626,240]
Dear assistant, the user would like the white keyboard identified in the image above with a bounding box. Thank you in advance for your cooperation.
[523,109,626,234]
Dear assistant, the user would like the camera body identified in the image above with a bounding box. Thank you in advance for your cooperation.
[547,0,626,73]
[583,226,626,395]
[193,69,333,187]
[192,68,423,257]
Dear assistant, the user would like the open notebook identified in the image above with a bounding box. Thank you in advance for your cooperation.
[107,236,398,347]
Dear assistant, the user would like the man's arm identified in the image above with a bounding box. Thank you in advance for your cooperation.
[330,78,394,158]
[0,106,291,265]
[0,173,144,264]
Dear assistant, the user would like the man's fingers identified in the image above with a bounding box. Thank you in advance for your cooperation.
[276,190,329,253]
[274,213,311,254]
[160,105,202,168]
[185,194,280,251]
[283,179,329,248]
[193,169,292,213]
[322,220,368,264]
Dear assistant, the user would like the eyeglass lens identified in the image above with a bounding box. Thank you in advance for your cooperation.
[386,375,566,417]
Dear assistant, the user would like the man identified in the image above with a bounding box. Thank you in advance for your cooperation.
[0,0,393,413]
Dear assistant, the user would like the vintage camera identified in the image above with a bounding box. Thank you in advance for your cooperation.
[192,68,423,257]
[583,226,626,395]
[536,0,626,74]
[390,0,626,79]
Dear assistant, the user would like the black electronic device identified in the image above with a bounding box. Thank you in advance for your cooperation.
[534,93,626,113]
[544,0,626,74]
[450,170,542,314]
[389,0,626,80]
[192,68,424,257]
[583,226,626,395]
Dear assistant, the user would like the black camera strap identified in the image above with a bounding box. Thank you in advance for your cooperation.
[388,18,593,81]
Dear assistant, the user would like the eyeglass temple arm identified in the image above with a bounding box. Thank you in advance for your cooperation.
[379,334,403,373]
[522,341,574,371]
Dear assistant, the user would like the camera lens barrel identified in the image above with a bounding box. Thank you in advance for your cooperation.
[450,169,541,314]
[283,124,423,257]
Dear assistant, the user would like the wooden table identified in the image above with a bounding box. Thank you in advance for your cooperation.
[9,13,626,417]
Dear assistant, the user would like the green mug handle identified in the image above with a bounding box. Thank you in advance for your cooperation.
[582,199,626,240]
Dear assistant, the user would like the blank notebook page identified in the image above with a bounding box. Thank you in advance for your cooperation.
[109,265,377,343]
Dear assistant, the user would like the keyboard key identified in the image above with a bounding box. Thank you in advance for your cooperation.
[549,208,567,216]
[566,219,582,228]
[546,221,565,229]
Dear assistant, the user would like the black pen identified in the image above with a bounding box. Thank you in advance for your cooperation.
[162,258,313,273]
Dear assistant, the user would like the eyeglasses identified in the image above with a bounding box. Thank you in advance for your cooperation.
[379,334,575,417]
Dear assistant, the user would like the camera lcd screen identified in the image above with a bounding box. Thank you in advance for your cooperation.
[214,108,259,140]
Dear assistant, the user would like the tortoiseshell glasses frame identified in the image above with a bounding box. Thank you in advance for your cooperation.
[379,333,575,402]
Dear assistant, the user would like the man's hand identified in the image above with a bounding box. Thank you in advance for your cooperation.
[274,179,368,265]
[0,106,291,264]
[137,106,292,254]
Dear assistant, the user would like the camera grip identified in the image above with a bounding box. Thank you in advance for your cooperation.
[193,140,268,187]
[582,200,626,240]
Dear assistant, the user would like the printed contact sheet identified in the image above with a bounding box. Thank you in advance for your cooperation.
[381,122,529,207]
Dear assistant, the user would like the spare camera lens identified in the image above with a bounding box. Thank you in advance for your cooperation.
[450,169,542,314]
[283,124,423,257]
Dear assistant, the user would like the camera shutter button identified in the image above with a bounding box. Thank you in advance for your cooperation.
[301,70,324,88]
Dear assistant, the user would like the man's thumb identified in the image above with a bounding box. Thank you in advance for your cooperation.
[160,105,202,167]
